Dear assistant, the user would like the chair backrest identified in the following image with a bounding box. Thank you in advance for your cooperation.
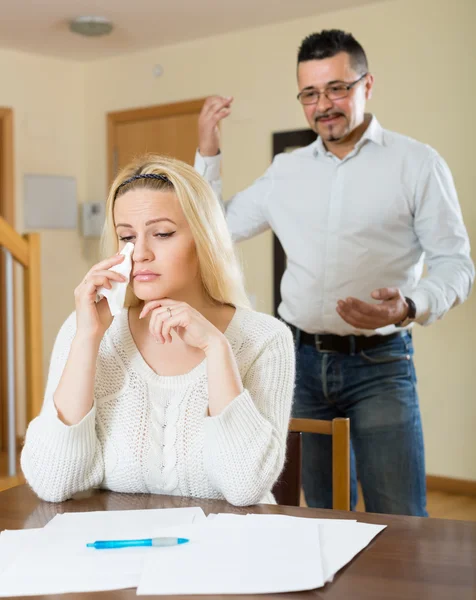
[0,216,43,477]
[272,417,351,510]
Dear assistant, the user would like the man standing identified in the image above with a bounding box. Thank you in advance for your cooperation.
[194,29,474,515]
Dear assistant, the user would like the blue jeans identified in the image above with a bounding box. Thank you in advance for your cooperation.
[291,330,428,516]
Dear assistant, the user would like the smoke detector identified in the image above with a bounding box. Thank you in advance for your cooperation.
[70,16,113,37]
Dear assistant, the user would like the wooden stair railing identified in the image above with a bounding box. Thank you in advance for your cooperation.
[0,216,42,476]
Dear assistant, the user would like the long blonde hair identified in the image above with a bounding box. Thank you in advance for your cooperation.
[101,154,251,309]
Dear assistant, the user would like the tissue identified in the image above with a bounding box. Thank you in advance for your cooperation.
[96,242,134,316]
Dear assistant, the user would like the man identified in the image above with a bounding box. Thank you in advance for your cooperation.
[194,29,474,515]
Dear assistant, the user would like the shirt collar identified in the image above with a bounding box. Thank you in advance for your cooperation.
[313,114,384,157]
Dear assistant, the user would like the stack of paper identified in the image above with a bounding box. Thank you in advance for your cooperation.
[0,507,207,596]
[0,507,385,596]
[200,514,386,586]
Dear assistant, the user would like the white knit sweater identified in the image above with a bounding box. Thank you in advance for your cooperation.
[21,307,295,505]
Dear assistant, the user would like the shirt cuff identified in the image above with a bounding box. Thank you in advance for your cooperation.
[194,149,221,180]
[411,289,432,323]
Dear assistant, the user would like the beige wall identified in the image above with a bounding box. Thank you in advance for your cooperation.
[0,48,88,432]
[3,0,475,479]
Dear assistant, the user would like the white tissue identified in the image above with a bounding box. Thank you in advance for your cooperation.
[96,242,134,316]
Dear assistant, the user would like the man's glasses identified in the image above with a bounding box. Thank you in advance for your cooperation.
[297,73,368,105]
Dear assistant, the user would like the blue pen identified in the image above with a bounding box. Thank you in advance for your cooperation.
[86,537,189,549]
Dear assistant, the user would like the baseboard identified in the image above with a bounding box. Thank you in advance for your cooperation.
[426,475,476,497]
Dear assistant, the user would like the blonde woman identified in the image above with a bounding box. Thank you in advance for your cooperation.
[21,155,295,505]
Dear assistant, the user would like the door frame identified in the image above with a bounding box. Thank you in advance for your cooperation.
[0,108,14,222]
[107,98,206,185]
[0,108,15,451]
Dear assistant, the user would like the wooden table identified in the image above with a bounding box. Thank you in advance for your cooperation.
[1,485,475,599]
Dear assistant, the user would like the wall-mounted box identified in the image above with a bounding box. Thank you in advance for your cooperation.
[24,174,77,230]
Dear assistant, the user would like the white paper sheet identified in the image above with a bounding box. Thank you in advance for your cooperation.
[319,520,386,582]
[240,514,385,582]
[208,512,357,525]
[137,514,385,595]
[0,529,42,577]
[0,507,206,597]
[137,519,325,595]
[44,506,206,535]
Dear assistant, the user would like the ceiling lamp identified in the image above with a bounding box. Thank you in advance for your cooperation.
[70,16,113,37]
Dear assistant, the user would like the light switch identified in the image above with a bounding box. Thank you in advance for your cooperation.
[82,202,105,238]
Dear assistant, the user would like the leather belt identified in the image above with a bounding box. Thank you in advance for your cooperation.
[288,324,401,355]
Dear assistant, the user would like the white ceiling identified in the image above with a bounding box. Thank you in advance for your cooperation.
[0,0,382,62]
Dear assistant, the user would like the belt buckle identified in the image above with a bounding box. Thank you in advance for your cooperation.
[314,335,335,353]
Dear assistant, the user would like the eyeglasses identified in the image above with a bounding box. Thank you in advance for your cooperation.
[297,73,368,105]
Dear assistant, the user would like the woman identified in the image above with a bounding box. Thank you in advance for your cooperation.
[21,155,295,505]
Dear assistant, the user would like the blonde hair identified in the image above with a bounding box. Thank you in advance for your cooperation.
[101,154,251,309]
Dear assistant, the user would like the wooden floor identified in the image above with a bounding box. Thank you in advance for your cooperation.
[1,453,476,521]
[300,486,476,521]
[354,487,476,521]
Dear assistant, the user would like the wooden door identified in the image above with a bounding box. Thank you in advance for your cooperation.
[107,99,205,183]
[0,109,14,454]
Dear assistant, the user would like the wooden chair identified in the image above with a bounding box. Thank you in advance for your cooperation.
[0,215,43,480]
[272,417,351,510]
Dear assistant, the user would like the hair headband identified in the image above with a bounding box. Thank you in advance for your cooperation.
[113,173,170,200]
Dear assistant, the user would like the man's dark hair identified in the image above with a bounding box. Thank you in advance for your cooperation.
[298,29,368,74]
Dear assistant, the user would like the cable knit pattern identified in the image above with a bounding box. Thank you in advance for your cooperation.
[21,307,295,505]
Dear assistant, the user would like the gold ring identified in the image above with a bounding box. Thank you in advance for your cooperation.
[167,307,172,319]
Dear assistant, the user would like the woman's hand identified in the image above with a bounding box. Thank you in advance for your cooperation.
[74,254,127,340]
[139,299,225,353]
